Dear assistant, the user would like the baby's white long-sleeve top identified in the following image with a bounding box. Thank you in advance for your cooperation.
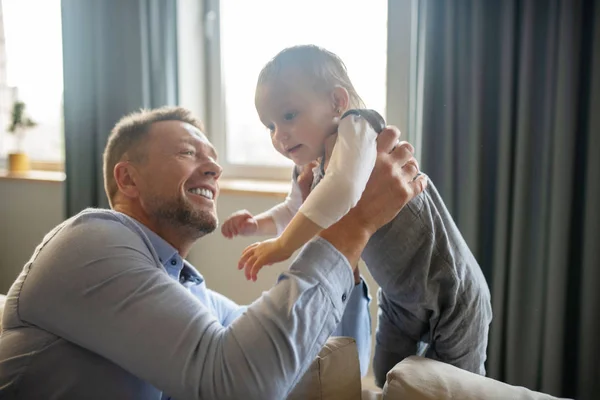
[267,113,379,235]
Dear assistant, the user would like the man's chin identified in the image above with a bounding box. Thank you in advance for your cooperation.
[153,202,217,236]
[187,211,218,235]
[194,218,217,235]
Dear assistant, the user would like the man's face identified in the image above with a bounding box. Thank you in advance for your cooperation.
[133,120,222,237]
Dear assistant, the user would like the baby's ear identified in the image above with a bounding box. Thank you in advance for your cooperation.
[331,85,350,114]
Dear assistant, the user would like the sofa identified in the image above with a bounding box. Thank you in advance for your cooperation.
[0,295,570,399]
[288,334,570,400]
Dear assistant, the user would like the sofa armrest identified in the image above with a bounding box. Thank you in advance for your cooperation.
[287,336,362,400]
[382,356,571,400]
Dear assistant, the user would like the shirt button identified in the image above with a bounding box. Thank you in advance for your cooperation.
[342,293,347,302]
[171,259,177,266]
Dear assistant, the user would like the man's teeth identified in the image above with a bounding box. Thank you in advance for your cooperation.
[188,188,213,200]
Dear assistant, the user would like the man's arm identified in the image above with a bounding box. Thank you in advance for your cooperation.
[19,214,357,400]
[208,274,372,377]
[206,288,247,326]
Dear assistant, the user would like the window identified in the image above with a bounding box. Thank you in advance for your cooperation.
[205,0,388,180]
[0,0,64,166]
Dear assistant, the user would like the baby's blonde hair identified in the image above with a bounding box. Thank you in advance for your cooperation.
[257,45,365,109]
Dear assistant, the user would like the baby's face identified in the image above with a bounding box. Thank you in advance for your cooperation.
[255,75,337,166]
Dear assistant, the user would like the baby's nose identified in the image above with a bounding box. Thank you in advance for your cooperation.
[272,127,290,142]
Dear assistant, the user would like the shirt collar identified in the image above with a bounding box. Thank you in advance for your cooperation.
[129,217,204,284]
[130,219,179,268]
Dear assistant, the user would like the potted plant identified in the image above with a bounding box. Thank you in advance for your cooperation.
[6,100,36,172]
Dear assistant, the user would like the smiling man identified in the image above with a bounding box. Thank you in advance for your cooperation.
[0,107,426,400]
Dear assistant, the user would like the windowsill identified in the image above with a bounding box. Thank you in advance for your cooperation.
[219,179,289,198]
[29,160,65,172]
[0,169,65,183]
[0,172,288,197]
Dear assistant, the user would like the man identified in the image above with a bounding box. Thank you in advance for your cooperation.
[0,107,426,399]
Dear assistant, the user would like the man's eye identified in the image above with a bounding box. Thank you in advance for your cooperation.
[181,150,195,156]
[284,112,297,121]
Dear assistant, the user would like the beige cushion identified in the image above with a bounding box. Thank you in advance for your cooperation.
[362,376,383,400]
[0,294,6,331]
[288,336,362,400]
[383,356,570,400]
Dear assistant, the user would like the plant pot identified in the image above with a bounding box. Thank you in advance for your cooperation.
[8,152,30,172]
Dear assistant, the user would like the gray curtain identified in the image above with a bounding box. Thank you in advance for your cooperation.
[417,0,599,398]
[61,0,178,216]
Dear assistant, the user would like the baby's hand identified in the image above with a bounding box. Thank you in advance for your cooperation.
[221,210,259,239]
[297,161,318,202]
[238,238,294,281]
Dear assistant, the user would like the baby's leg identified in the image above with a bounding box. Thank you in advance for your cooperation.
[373,290,428,388]
[428,286,491,375]
[362,180,492,377]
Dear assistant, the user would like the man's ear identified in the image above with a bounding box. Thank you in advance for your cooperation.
[331,86,350,114]
[114,161,140,199]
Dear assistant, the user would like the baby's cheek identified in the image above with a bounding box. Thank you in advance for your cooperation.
[272,141,290,158]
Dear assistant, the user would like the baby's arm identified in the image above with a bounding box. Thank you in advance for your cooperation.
[298,113,379,229]
[239,113,379,281]
[221,210,276,238]
[262,172,304,235]
[221,172,303,239]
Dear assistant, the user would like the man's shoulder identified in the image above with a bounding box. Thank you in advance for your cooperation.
[59,208,147,247]
[32,208,156,273]
[67,208,136,231]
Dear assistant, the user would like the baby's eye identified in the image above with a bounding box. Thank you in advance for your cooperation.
[284,112,297,121]
[267,124,275,133]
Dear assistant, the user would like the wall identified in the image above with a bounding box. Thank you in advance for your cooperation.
[0,178,65,293]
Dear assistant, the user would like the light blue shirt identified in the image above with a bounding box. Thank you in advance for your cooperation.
[0,209,371,399]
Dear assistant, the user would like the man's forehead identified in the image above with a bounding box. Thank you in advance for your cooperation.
[150,120,217,156]
[180,121,209,142]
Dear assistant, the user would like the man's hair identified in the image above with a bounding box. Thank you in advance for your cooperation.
[257,44,365,109]
[103,106,204,206]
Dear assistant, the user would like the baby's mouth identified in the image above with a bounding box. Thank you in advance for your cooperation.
[287,144,303,153]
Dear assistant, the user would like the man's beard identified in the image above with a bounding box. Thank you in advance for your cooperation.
[149,193,217,237]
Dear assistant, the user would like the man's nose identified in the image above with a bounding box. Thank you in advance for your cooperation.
[203,160,222,180]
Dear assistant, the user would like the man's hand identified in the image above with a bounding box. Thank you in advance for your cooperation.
[319,126,427,268]
[221,210,259,239]
[349,126,427,236]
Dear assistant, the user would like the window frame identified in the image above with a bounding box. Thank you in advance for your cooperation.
[178,0,420,181]
[0,0,65,172]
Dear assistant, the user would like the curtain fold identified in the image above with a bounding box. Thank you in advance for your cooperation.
[61,0,178,216]
[417,0,599,398]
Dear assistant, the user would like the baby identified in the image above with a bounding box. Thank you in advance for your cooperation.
[222,45,492,386]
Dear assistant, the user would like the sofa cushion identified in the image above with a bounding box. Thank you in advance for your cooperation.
[287,336,362,400]
[383,356,570,400]
[0,294,6,332]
